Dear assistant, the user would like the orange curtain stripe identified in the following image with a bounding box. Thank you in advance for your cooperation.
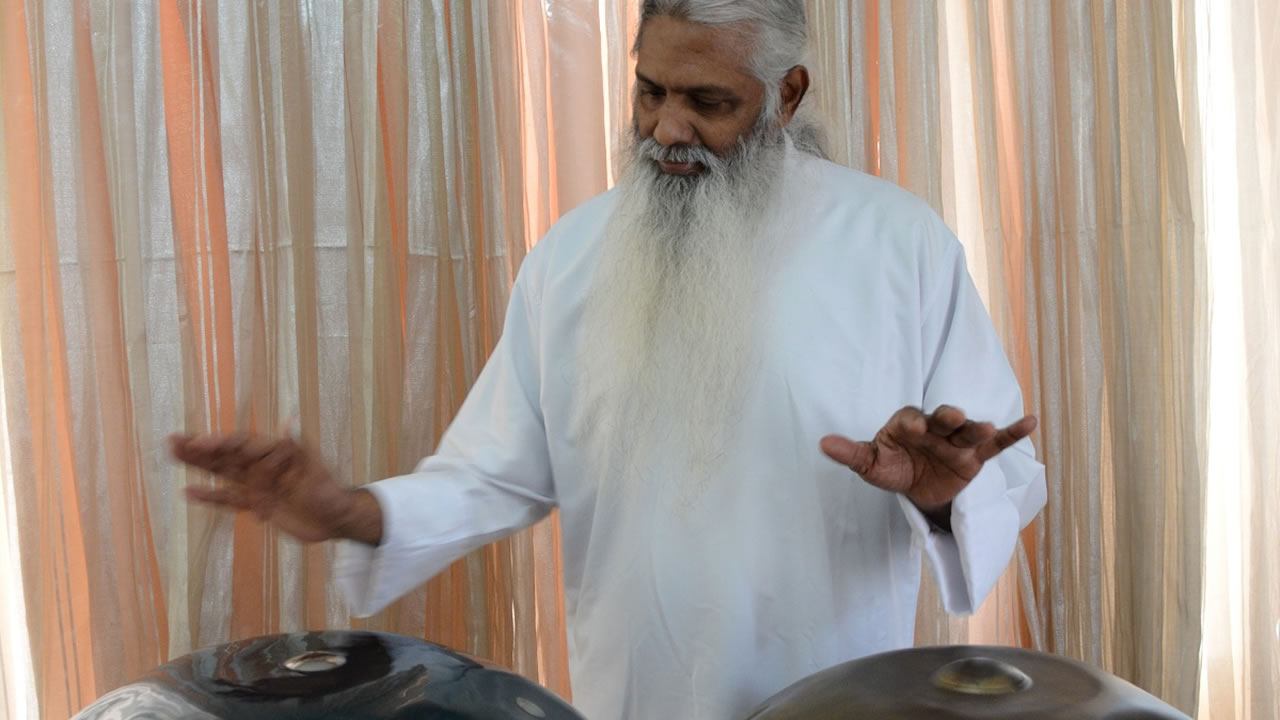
[376,10,410,350]
[158,1,230,431]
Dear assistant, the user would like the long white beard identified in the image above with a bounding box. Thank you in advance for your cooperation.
[577,126,789,511]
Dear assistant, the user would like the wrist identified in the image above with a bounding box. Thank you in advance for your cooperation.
[915,501,953,533]
[335,488,384,546]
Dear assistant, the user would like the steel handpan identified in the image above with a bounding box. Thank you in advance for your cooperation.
[72,631,584,720]
[744,645,1191,719]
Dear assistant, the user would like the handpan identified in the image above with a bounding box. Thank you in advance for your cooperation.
[72,630,585,720]
[743,645,1191,719]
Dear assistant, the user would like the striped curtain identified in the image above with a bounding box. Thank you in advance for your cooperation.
[4,2,1273,719]
[0,1,637,716]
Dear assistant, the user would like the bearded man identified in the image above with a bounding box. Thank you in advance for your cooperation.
[171,2,1047,718]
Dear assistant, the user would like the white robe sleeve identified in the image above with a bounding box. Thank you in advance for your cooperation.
[334,269,554,617]
[901,223,1047,616]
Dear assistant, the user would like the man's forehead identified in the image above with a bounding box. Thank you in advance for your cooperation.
[634,16,757,89]
[634,70,737,97]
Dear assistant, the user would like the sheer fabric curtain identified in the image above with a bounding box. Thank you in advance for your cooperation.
[2,2,1275,720]
[1177,1,1279,718]
[0,1,636,717]
[807,0,1205,713]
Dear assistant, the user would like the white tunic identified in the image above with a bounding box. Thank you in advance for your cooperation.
[335,146,1047,719]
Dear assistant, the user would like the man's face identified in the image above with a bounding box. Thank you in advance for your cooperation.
[632,16,768,173]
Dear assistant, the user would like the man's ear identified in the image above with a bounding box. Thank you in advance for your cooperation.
[778,65,810,126]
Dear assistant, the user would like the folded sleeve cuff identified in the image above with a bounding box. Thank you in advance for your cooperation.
[334,538,383,617]
[333,474,551,618]
[897,455,1041,616]
[897,494,972,615]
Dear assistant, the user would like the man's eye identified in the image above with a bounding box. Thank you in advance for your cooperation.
[639,87,664,98]
[691,97,726,111]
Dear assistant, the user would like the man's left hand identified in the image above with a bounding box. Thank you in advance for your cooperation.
[820,405,1037,518]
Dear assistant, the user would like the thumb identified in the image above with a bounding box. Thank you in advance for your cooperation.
[820,435,876,476]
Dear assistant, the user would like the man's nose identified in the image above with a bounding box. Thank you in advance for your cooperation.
[652,105,696,147]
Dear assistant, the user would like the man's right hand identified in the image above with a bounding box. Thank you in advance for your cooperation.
[169,432,383,546]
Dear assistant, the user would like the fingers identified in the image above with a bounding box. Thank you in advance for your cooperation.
[171,431,304,522]
[168,432,237,474]
[169,432,285,480]
[180,434,307,522]
[185,484,252,511]
[948,421,997,449]
[888,407,929,436]
[925,405,966,436]
[892,404,976,451]
[977,415,1038,462]
[820,435,877,476]
[925,406,1012,450]
[844,405,1036,461]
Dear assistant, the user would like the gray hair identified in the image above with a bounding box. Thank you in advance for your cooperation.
[635,0,809,123]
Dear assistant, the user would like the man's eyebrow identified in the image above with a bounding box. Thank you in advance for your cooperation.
[635,71,737,97]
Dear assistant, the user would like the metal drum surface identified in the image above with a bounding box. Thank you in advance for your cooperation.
[72,631,584,720]
[744,645,1191,720]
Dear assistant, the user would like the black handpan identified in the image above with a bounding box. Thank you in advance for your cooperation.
[72,631,585,720]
